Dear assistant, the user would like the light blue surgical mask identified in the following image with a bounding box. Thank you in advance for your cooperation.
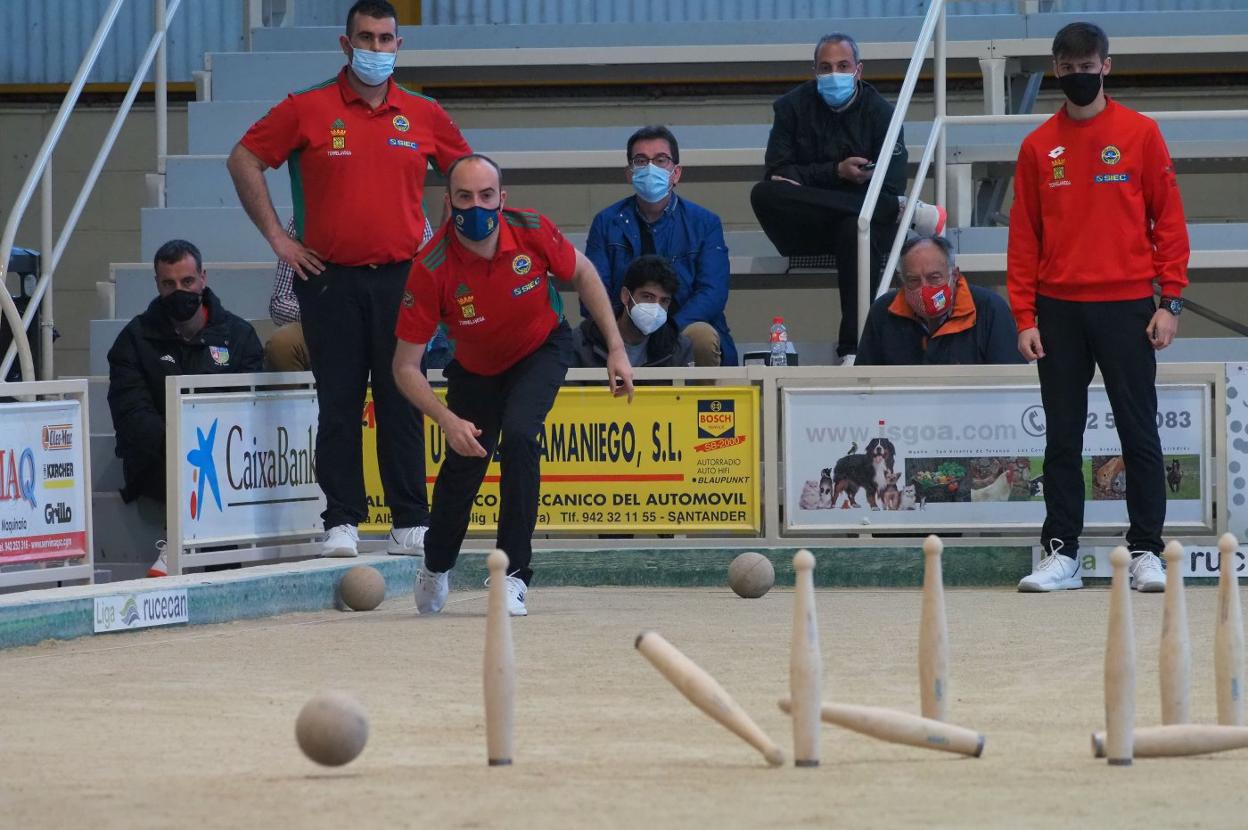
[631,164,672,204]
[451,204,499,242]
[350,48,396,87]
[817,72,857,108]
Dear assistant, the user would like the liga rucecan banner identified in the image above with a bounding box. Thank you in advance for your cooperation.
[362,387,760,534]
[0,400,88,563]
[783,384,1210,533]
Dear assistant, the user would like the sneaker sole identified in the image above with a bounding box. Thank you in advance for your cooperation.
[1132,581,1166,593]
[387,548,423,556]
[509,607,528,617]
[1017,577,1084,593]
[322,548,358,558]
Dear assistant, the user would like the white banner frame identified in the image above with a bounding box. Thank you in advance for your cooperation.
[779,363,1221,538]
[0,379,94,589]
[165,371,326,575]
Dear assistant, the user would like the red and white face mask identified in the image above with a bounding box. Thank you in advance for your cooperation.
[907,282,952,318]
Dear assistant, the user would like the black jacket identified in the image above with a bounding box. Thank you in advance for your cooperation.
[763,79,907,201]
[571,318,693,369]
[855,277,1025,367]
[106,287,264,502]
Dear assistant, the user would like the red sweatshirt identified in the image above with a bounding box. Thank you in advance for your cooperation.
[1006,97,1189,331]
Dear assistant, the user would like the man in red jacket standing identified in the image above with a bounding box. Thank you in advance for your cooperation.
[1008,22,1189,594]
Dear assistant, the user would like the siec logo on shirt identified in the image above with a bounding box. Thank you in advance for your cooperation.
[1100,145,1122,165]
[388,138,419,151]
[512,277,541,297]
[392,115,410,132]
[512,255,532,276]
[1094,173,1130,184]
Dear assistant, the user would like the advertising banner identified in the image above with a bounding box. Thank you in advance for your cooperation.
[1037,545,1246,578]
[363,386,760,534]
[0,400,88,563]
[1227,363,1248,544]
[94,588,189,633]
[784,384,1209,533]
[174,391,324,544]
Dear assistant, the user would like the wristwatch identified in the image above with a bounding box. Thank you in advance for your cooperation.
[1159,296,1183,316]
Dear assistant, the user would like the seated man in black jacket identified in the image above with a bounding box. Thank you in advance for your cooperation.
[750,32,946,364]
[573,255,693,369]
[855,235,1023,366]
[106,239,264,576]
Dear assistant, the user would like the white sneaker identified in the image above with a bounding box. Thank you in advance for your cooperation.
[909,199,948,237]
[148,540,169,578]
[322,524,359,558]
[504,575,528,617]
[415,565,450,614]
[1018,541,1083,592]
[485,573,529,617]
[1129,551,1166,593]
[388,526,428,555]
[840,354,857,367]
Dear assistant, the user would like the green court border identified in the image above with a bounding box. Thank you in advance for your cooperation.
[0,546,1033,650]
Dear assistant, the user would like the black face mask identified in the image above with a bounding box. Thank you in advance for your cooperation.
[159,289,203,323]
[1059,72,1103,108]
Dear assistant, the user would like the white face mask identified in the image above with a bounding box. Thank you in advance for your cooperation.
[628,294,667,335]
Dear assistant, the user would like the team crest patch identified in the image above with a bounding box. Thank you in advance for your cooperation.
[330,118,347,150]
[392,115,410,132]
[512,255,532,275]
[401,290,413,308]
[209,346,230,366]
[1100,145,1122,165]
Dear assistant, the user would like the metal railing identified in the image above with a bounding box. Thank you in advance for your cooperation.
[856,0,947,342]
[0,0,182,383]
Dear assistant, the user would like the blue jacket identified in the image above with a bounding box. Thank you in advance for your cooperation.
[584,194,737,366]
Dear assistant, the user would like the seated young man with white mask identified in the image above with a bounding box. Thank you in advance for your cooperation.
[572,255,693,368]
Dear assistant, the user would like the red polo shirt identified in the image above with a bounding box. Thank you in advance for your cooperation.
[396,209,577,375]
[240,67,471,267]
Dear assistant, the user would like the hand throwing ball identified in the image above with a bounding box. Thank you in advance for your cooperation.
[728,552,775,599]
[295,692,369,767]
[339,565,386,611]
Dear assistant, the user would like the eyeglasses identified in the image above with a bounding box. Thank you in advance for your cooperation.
[629,154,675,170]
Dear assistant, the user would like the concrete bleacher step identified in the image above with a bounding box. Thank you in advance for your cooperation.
[113,264,274,319]
[139,205,1248,280]
[181,108,1248,191]
[207,11,1248,101]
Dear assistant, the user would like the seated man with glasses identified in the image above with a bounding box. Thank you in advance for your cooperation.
[572,254,694,369]
[584,125,737,367]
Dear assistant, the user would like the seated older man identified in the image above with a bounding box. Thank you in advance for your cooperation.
[855,235,1023,366]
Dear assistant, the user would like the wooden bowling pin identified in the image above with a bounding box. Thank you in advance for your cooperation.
[1159,540,1191,725]
[1092,724,1248,758]
[1215,532,1244,726]
[778,698,983,758]
[919,535,949,722]
[484,549,515,766]
[635,630,785,766]
[1104,546,1135,766]
[790,549,822,767]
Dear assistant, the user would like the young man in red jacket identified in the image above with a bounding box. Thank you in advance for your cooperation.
[1008,22,1189,594]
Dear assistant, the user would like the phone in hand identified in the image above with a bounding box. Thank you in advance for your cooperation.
[861,161,876,170]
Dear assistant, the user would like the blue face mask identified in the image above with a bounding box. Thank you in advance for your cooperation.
[350,48,396,87]
[451,205,499,242]
[631,163,672,204]
[817,72,857,108]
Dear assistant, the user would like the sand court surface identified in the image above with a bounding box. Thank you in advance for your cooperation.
[3,584,1248,829]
